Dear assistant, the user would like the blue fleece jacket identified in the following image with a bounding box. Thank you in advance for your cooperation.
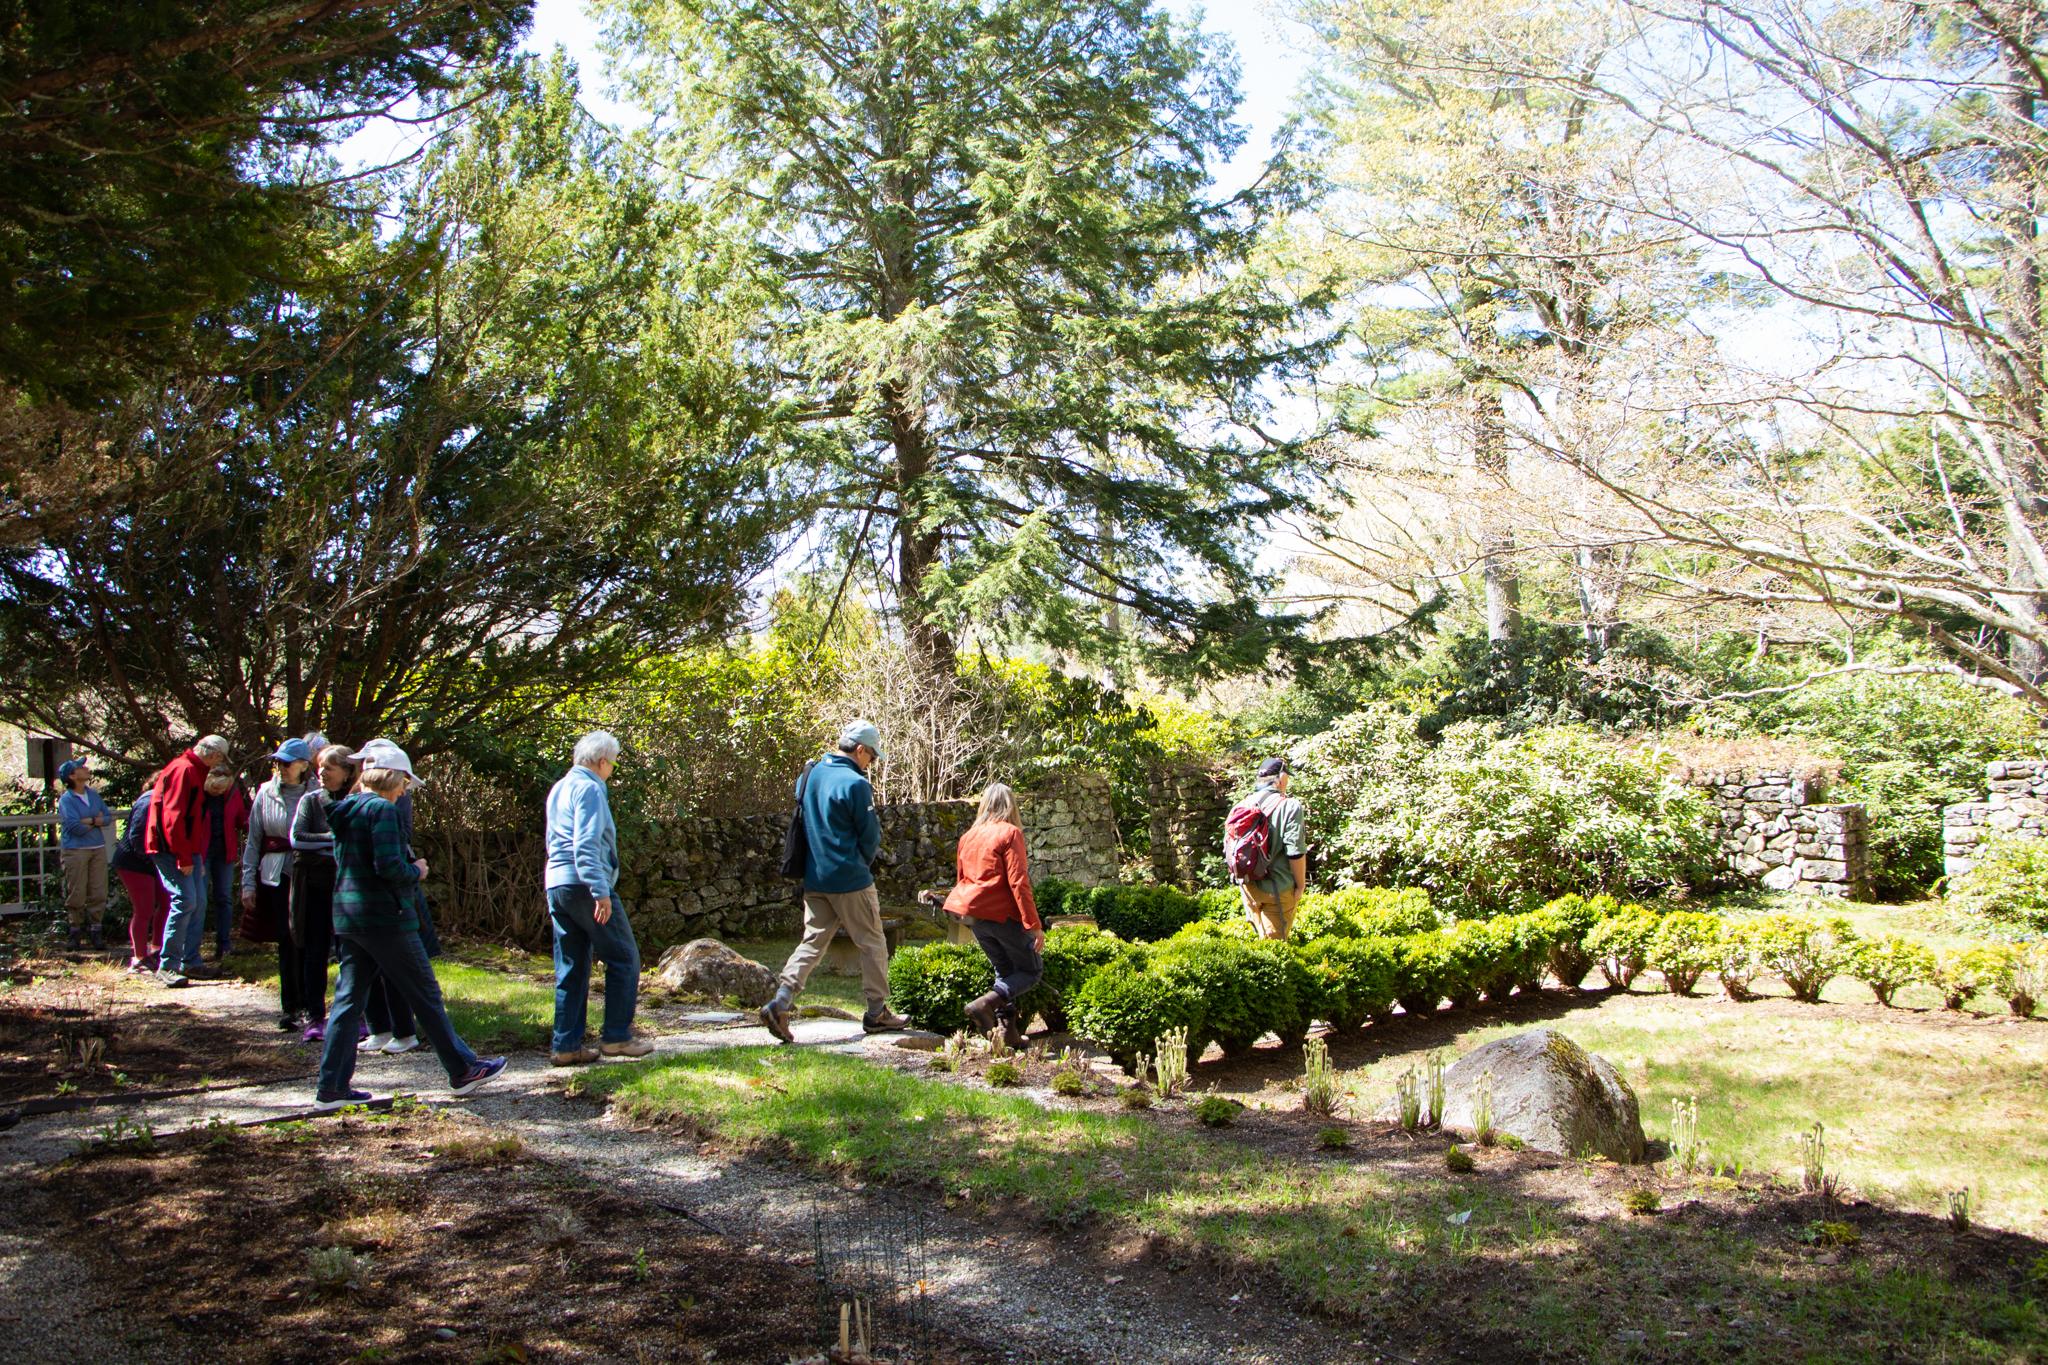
[800,753,881,894]
[544,764,619,900]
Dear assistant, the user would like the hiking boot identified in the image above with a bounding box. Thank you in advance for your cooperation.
[550,1047,601,1067]
[599,1037,655,1059]
[87,925,104,951]
[277,1013,302,1032]
[997,999,1027,1052]
[182,962,218,981]
[759,988,795,1045]
[964,990,1003,1037]
[450,1057,507,1097]
[155,968,190,989]
[862,1005,910,1034]
[65,929,82,952]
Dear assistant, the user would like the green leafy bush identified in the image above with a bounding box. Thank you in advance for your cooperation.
[1150,938,1306,1056]
[1082,883,1207,942]
[1931,947,2005,1011]
[1289,886,1440,942]
[1534,893,1614,990]
[1193,887,1243,921]
[1295,936,1400,1034]
[1016,923,1125,1031]
[1586,907,1661,990]
[1033,877,1087,920]
[1849,935,1936,1007]
[1945,835,2048,934]
[886,942,993,1033]
[1742,914,1858,1004]
[1065,953,1203,1075]
[1647,912,1724,996]
[1193,1094,1241,1127]
[1992,943,2047,1018]
[983,1060,1023,1087]
[1390,932,1453,1016]
[1716,919,1769,1001]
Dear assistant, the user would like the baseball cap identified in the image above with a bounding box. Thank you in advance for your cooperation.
[56,758,87,781]
[271,738,311,763]
[838,720,883,760]
[1257,757,1289,779]
[349,737,424,785]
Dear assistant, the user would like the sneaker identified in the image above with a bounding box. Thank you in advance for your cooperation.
[277,1013,302,1032]
[598,1037,655,1059]
[312,1088,373,1112]
[182,962,218,981]
[550,1048,601,1067]
[364,1032,393,1052]
[382,1035,419,1055]
[759,992,795,1045]
[862,1006,910,1034]
[155,968,190,989]
[450,1057,506,1097]
[301,1021,326,1043]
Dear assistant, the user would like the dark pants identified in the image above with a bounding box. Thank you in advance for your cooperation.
[366,972,415,1039]
[317,927,477,1098]
[291,858,336,1021]
[547,884,641,1054]
[970,917,1044,1002]
[262,880,301,1018]
[206,851,233,955]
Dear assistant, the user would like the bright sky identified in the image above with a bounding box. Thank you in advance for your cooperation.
[519,0,1317,190]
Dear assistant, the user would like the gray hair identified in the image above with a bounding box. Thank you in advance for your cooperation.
[572,731,621,769]
[193,734,230,761]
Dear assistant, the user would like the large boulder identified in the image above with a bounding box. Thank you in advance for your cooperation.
[1439,1029,1645,1163]
[654,938,778,1007]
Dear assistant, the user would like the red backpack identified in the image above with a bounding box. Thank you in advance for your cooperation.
[1223,791,1281,884]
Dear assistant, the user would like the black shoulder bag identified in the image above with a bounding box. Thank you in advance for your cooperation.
[779,760,818,880]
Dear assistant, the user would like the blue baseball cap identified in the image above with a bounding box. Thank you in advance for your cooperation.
[56,758,87,781]
[271,738,312,763]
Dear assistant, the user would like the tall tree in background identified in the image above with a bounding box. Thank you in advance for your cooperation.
[0,58,782,766]
[601,0,1335,687]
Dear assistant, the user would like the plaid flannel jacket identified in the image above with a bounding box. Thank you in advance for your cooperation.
[328,792,421,935]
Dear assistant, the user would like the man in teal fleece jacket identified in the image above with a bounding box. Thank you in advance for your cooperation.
[760,720,907,1041]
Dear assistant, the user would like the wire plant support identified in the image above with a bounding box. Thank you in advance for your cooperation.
[811,1191,931,1361]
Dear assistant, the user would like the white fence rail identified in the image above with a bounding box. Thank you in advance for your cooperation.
[0,812,130,916]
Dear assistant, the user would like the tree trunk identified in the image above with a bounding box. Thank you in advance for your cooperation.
[1999,23,2048,685]
[889,382,957,692]
[1474,387,1521,643]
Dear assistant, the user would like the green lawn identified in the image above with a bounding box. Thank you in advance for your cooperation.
[725,937,867,1015]
[573,1046,2048,1363]
[219,941,557,1051]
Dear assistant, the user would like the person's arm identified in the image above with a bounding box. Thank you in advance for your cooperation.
[289,793,333,854]
[1282,799,1308,906]
[240,790,266,892]
[369,805,422,891]
[1002,828,1043,942]
[59,792,93,843]
[570,782,614,902]
[855,778,881,865]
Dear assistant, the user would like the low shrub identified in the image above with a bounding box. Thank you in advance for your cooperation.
[1444,1144,1476,1173]
[1994,943,2048,1018]
[1743,914,1858,1003]
[1944,835,2048,934]
[1647,912,1724,996]
[1390,931,1452,1016]
[887,942,994,1033]
[984,1060,1023,1088]
[1034,877,1087,919]
[1151,937,1307,1055]
[1017,923,1125,1031]
[1083,883,1207,941]
[1049,1068,1088,1097]
[1065,952,1203,1074]
[1931,946,2005,1011]
[1849,935,1936,1007]
[1314,1126,1352,1150]
[1586,907,1661,990]
[1290,886,1440,942]
[1534,893,1614,990]
[1295,935,1399,1034]
[1193,887,1243,921]
[1717,919,1769,1001]
[1192,1093,1241,1127]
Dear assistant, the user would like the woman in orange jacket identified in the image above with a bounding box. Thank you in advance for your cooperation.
[941,783,1043,1048]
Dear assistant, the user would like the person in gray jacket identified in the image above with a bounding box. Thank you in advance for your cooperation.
[242,739,311,1029]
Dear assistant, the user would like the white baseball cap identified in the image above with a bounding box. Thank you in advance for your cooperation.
[349,737,424,785]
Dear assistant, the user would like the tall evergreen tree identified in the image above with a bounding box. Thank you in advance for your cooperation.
[601,0,1335,683]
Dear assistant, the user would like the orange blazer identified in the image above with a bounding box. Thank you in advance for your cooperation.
[942,821,1041,929]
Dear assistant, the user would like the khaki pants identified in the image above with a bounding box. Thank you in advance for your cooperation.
[780,885,890,1006]
[63,846,108,928]
[1242,883,1299,941]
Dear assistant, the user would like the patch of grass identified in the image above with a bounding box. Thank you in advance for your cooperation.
[726,939,868,1016]
[432,1131,526,1164]
[1621,1188,1660,1215]
[577,1047,2046,1361]
[220,940,554,1050]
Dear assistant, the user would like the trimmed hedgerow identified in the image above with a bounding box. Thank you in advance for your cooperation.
[1535,894,1615,990]
[887,942,994,1034]
[1849,935,1935,1007]
[1586,906,1662,990]
[1295,935,1400,1034]
[1082,883,1208,941]
[1150,937,1306,1057]
[1064,951,1203,1073]
[1741,914,1858,1004]
[1016,923,1126,1031]
[1289,886,1441,942]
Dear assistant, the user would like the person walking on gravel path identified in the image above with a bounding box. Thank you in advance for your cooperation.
[144,734,229,987]
[543,731,651,1067]
[56,758,113,951]
[940,782,1042,1050]
[1230,757,1308,941]
[313,746,503,1110]
[759,720,907,1042]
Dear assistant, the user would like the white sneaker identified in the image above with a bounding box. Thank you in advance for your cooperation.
[364,1032,393,1052]
[382,1035,419,1054]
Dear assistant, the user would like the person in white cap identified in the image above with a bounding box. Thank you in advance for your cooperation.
[759,720,907,1041]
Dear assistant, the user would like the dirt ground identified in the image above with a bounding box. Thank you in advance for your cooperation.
[30,1106,1010,1365]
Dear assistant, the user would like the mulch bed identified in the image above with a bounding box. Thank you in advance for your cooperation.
[0,981,309,1106]
[30,1108,1004,1365]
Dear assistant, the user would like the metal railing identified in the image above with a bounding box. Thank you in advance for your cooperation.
[0,812,129,916]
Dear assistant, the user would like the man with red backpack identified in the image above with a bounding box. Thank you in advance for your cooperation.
[1223,757,1309,940]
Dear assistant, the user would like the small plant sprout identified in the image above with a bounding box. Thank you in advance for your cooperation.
[1444,1143,1476,1173]
[984,1060,1023,1088]
[306,1245,370,1293]
[934,1030,970,1073]
[1425,1051,1446,1129]
[1301,1037,1340,1118]
[1622,1187,1661,1215]
[1472,1069,1496,1147]
[1946,1189,1972,1234]
[1192,1093,1239,1128]
[1797,1122,1839,1200]
[985,1025,1012,1061]
[1152,1026,1190,1099]
[1119,1082,1153,1110]
[1395,1066,1423,1134]
[1315,1126,1352,1151]
[1671,1095,1702,1176]
[1805,1220,1860,1249]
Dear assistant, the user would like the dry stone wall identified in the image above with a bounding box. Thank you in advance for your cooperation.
[610,771,1121,954]
[1147,761,1232,889]
[1941,760,2048,881]
[1687,768,1870,899]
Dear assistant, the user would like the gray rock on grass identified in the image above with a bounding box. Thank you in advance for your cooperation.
[653,939,778,1007]
[1439,1028,1645,1163]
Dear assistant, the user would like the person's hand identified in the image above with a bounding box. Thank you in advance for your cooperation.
[1029,928,1045,955]
[593,896,613,925]
[241,888,255,910]
[176,857,192,874]
[413,858,428,878]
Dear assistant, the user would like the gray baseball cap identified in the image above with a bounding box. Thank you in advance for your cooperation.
[838,720,883,760]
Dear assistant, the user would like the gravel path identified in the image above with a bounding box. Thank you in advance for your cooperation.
[0,977,1363,1364]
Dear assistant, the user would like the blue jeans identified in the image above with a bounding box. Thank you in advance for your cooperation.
[317,928,477,1098]
[151,854,210,974]
[970,917,1044,1001]
[206,852,233,955]
[547,885,641,1053]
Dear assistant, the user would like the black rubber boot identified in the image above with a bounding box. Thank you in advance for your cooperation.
[64,928,82,952]
[997,997,1027,1052]
[964,990,1003,1037]
[87,924,104,951]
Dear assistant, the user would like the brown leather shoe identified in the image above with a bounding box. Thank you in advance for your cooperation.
[550,1048,601,1066]
[862,1005,910,1034]
[759,991,795,1044]
[599,1037,655,1059]
[964,990,1002,1036]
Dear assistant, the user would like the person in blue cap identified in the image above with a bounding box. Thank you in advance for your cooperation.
[56,757,114,951]
[759,720,908,1042]
[242,738,313,1028]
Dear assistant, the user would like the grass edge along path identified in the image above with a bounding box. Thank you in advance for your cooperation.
[573,1047,2048,1364]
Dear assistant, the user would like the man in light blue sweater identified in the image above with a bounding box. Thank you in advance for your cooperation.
[543,731,651,1065]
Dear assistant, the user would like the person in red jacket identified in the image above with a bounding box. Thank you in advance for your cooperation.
[940,783,1043,1049]
[143,735,230,987]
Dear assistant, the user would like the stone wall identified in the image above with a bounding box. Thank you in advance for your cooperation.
[1686,768,1870,899]
[1148,760,1231,889]
[1941,760,2048,881]
[611,771,1121,953]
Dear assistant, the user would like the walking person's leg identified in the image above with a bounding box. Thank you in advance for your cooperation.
[265,880,303,1025]
[314,936,371,1106]
[295,861,335,1038]
[61,848,90,948]
[969,918,1041,1045]
[837,887,902,1030]
[117,868,160,967]
[207,852,233,958]
[760,892,844,1043]
[590,898,645,1056]
[351,928,497,1093]
[150,854,204,984]
[173,860,211,974]
[548,885,597,1060]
